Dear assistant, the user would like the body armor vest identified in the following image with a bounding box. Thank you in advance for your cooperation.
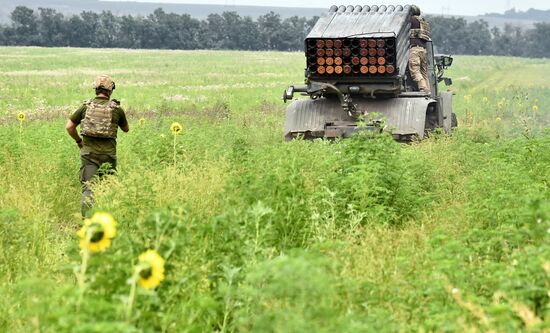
[80,100,118,139]
[410,16,431,41]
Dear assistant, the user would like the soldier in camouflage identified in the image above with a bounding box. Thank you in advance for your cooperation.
[408,5,431,93]
[66,75,129,217]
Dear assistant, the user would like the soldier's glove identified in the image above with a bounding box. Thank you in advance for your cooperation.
[112,99,121,105]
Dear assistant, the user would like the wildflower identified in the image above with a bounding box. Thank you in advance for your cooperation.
[139,117,145,125]
[483,96,489,103]
[533,105,539,112]
[170,122,183,135]
[495,117,502,123]
[77,212,117,253]
[451,288,460,295]
[17,112,26,122]
[137,250,165,289]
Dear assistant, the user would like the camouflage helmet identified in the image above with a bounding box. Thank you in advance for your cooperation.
[410,5,421,16]
[93,74,116,91]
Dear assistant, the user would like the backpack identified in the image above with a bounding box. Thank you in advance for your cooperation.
[410,16,431,42]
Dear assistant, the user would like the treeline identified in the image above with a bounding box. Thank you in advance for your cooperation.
[428,16,550,58]
[0,6,316,50]
[1,6,550,57]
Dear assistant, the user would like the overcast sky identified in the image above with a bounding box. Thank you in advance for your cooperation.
[123,0,550,16]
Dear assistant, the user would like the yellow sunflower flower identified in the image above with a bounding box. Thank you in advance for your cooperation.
[77,212,117,253]
[170,122,183,135]
[139,117,145,125]
[533,105,539,112]
[137,250,165,289]
[17,112,26,122]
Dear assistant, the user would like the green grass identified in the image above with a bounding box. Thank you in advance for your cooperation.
[0,47,549,332]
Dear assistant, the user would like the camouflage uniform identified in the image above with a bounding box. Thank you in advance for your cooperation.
[408,46,429,92]
[409,12,431,93]
[70,76,127,216]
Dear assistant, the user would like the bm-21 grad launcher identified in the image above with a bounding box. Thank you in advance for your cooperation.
[283,4,456,140]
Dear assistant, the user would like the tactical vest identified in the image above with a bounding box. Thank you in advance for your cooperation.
[80,100,118,139]
[410,16,431,41]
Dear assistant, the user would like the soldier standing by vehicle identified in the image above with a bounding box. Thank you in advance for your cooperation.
[65,75,129,217]
[408,5,431,93]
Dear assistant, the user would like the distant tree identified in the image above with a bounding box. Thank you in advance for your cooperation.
[257,11,283,50]
[0,26,6,45]
[527,23,550,58]
[36,8,67,46]
[238,16,262,50]
[71,11,100,47]
[464,20,492,55]
[202,13,227,49]
[491,24,527,57]
[10,6,38,45]
[222,11,250,50]
[95,11,119,48]
[428,16,469,54]
[146,8,200,49]
[277,16,309,51]
[117,15,140,48]
[201,11,261,50]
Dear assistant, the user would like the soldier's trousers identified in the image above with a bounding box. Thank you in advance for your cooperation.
[80,153,117,217]
[408,46,429,92]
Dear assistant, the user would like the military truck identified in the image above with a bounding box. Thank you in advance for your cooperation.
[282,4,456,141]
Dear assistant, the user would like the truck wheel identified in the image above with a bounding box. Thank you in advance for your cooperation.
[451,113,458,128]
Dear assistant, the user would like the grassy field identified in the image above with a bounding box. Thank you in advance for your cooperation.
[0,47,549,332]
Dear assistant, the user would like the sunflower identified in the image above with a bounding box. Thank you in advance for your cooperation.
[17,112,26,122]
[139,117,145,125]
[137,250,165,289]
[77,212,117,253]
[170,122,183,135]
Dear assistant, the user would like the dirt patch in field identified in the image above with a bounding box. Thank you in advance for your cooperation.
[0,69,153,77]
[174,81,285,91]
[0,106,74,124]
[0,100,282,126]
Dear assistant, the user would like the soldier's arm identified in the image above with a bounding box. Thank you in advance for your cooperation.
[67,105,85,147]
[66,119,82,147]
[118,108,129,133]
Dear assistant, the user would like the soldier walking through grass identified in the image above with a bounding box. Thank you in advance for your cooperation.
[408,5,431,93]
[65,75,129,217]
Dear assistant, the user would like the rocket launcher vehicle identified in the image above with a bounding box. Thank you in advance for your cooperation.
[283,5,456,140]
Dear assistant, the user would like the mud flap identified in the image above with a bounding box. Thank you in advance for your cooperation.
[284,97,435,139]
[439,91,454,133]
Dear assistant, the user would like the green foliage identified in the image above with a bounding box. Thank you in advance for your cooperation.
[0,49,549,332]
[327,131,425,225]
